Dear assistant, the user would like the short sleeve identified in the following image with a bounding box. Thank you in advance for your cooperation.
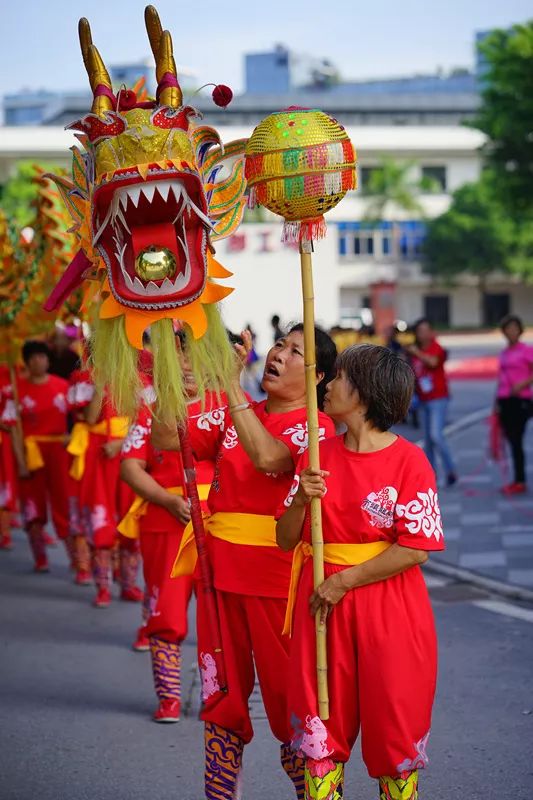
[432,342,447,367]
[0,397,17,427]
[278,412,336,466]
[121,407,152,461]
[188,404,227,462]
[67,369,94,409]
[394,451,445,551]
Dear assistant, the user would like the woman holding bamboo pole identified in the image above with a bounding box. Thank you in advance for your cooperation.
[277,344,445,800]
[157,325,336,800]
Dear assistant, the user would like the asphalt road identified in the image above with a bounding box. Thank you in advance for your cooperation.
[1,342,532,799]
[1,538,532,799]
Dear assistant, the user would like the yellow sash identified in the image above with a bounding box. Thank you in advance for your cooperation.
[171,511,277,578]
[25,435,66,471]
[118,484,210,540]
[282,540,391,636]
[67,416,129,480]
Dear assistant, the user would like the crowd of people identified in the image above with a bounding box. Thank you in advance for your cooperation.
[0,312,531,799]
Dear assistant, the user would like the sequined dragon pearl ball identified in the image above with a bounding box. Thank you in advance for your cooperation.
[135,246,177,282]
[244,108,356,223]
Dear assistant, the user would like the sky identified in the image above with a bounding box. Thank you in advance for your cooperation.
[1,0,532,99]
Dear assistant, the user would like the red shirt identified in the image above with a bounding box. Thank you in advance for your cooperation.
[121,397,218,531]
[18,375,69,436]
[411,340,448,401]
[283,435,445,552]
[67,368,95,410]
[189,399,336,597]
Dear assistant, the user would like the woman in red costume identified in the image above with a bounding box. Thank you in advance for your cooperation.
[11,340,70,571]
[0,366,18,550]
[119,339,216,721]
[75,376,140,608]
[165,324,337,800]
[277,344,445,800]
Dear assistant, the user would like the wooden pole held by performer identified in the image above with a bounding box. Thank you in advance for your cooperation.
[177,422,227,692]
[299,239,329,721]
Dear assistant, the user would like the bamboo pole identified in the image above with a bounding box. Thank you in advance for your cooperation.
[177,421,227,693]
[299,239,329,721]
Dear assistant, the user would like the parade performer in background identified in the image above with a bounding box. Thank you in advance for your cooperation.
[71,380,137,608]
[0,366,18,550]
[166,325,336,799]
[277,344,445,800]
[7,341,70,572]
[66,362,94,584]
[120,337,218,721]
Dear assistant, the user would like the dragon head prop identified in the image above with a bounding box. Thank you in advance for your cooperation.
[46,6,248,421]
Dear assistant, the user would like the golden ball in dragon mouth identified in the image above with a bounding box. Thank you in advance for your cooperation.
[135,246,177,282]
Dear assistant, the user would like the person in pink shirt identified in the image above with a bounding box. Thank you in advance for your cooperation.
[496,315,533,495]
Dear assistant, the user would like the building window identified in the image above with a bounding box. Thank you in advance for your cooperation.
[354,236,361,255]
[382,237,390,255]
[423,295,450,327]
[360,166,382,192]
[366,237,374,255]
[483,293,510,327]
[421,166,447,192]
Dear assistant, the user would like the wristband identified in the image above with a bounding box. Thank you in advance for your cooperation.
[229,401,252,414]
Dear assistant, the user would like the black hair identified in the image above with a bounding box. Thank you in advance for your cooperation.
[336,344,414,431]
[500,314,523,335]
[22,340,51,364]
[288,323,337,411]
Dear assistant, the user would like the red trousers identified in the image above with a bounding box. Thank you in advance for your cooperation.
[197,589,291,745]
[19,441,69,539]
[0,431,17,512]
[288,561,437,778]
[80,438,131,548]
[140,521,193,642]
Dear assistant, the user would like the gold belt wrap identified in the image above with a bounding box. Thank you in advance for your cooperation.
[25,435,66,471]
[283,539,392,636]
[67,417,129,480]
[170,512,277,578]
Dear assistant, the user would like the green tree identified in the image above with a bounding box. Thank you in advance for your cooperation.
[472,22,533,216]
[0,161,59,227]
[424,171,515,321]
[362,157,437,258]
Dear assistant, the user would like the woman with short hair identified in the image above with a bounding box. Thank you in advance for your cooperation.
[164,324,337,800]
[497,314,533,495]
[277,344,445,800]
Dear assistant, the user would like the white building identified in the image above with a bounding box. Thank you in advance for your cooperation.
[0,123,531,354]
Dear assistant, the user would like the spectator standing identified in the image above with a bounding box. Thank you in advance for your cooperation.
[407,319,457,486]
[496,314,533,495]
[270,314,284,343]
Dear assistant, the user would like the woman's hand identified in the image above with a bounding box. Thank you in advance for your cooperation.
[232,329,253,378]
[309,572,349,623]
[102,439,123,459]
[293,468,329,507]
[163,493,191,525]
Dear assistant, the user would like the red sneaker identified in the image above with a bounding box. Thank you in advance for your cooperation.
[93,587,112,608]
[132,626,150,652]
[120,586,144,603]
[75,569,92,586]
[34,556,49,573]
[43,532,57,547]
[153,698,180,723]
[0,534,13,550]
[501,482,527,496]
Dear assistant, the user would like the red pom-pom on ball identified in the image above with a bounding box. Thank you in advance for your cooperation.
[212,84,233,107]
[118,89,137,110]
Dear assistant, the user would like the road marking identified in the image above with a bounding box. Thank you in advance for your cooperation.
[472,599,533,624]
[424,574,450,588]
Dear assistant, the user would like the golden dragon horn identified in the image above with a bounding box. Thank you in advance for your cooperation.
[78,17,114,116]
[144,6,182,108]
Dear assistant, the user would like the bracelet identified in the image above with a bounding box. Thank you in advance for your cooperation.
[229,401,252,414]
